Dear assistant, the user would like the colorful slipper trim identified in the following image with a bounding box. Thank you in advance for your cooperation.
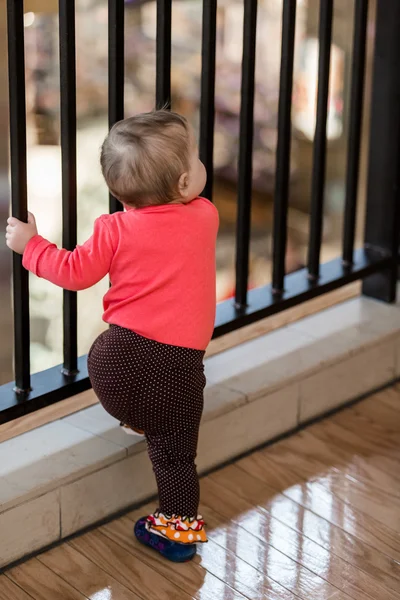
[146,511,207,544]
[134,517,197,562]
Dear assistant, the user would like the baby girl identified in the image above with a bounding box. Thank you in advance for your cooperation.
[6,110,219,563]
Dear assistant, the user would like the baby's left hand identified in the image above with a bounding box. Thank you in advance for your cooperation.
[6,212,38,254]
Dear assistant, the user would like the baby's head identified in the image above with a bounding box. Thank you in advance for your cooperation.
[100,110,207,208]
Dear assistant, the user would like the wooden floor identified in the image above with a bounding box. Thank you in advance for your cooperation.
[1,385,400,600]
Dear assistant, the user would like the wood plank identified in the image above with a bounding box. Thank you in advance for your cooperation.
[377,386,400,413]
[332,404,400,459]
[201,474,400,600]
[38,544,142,600]
[309,420,400,482]
[0,576,33,600]
[69,530,197,600]
[202,463,400,592]
[123,505,300,600]
[260,434,400,530]
[198,481,352,600]
[200,506,399,600]
[100,514,252,600]
[314,471,400,532]
[268,426,400,494]
[296,427,400,493]
[212,460,400,562]
[355,395,400,432]
[198,484,354,600]
[7,559,88,600]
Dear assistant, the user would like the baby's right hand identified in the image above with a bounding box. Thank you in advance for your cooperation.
[6,212,38,254]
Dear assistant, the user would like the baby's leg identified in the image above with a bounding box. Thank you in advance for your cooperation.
[143,425,207,545]
[89,327,207,555]
[147,427,200,515]
[87,326,146,429]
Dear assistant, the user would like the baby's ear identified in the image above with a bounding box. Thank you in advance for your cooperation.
[178,172,189,197]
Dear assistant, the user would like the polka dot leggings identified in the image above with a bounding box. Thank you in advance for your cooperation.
[87,325,206,517]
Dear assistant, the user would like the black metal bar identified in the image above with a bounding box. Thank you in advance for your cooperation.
[0,356,90,424]
[363,2,400,303]
[7,0,31,394]
[108,0,125,213]
[156,0,172,109]
[235,0,258,309]
[218,249,390,337]
[272,0,297,295]
[0,249,391,423]
[199,0,217,202]
[342,0,369,266]
[307,0,333,280]
[59,0,78,376]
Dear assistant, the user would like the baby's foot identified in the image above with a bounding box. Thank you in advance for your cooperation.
[119,423,145,437]
[134,517,196,563]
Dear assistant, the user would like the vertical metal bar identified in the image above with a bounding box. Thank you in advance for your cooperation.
[363,2,400,303]
[342,0,369,266]
[307,0,333,281]
[156,0,172,109]
[59,0,78,375]
[272,0,297,295]
[108,0,125,214]
[0,1,13,386]
[7,0,31,393]
[199,0,217,202]
[235,0,258,309]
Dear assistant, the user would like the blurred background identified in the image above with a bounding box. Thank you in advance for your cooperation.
[0,0,377,382]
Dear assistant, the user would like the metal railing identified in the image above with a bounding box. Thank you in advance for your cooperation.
[1,0,399,423]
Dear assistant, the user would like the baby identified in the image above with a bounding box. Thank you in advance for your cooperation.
[6,110,219,563]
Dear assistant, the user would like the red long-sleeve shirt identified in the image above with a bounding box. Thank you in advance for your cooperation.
[23,197,219,350]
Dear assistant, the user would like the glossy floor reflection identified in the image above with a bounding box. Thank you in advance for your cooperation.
[1,386,400,599]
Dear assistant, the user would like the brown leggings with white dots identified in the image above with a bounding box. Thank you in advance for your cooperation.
[87,325,206,517]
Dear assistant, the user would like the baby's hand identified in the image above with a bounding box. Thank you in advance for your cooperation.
[6,212,38,254]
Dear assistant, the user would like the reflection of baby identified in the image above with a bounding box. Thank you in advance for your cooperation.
[6,110,219,564]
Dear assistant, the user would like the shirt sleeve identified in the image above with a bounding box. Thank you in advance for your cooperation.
[22,216,115,291]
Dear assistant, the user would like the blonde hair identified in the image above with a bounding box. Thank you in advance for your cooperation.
[100,110,191,208]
